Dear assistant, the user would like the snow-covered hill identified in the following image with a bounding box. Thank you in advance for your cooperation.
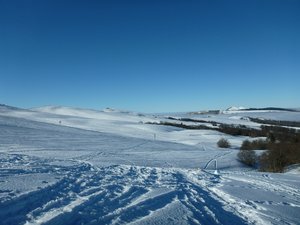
[225,106,246,112]
[0,105,299,225]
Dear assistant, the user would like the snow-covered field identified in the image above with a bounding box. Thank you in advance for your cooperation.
[0,105,299,225]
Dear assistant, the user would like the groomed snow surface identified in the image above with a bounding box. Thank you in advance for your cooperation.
[0,105,299,225]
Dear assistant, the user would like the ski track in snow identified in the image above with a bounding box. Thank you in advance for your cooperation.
[1,153,299,225]
[0,154,251,225]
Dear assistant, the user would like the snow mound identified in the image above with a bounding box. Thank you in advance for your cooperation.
[285,164,300,174]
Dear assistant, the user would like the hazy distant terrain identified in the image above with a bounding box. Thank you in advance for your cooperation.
[0,105,299,225]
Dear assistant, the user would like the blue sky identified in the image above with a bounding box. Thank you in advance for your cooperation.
[0,0,299,112]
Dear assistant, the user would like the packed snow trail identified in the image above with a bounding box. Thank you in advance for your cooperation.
[0,155,250,225]
[0,151,251,225]
[1,152,299,225]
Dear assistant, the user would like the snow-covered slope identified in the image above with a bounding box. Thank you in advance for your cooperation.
[225,106,246,112]
[0,105,248,146]
[0,105,300,225]
[221,106,300,121]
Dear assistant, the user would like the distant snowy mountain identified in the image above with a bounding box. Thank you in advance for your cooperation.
[0,104,26,112]
[222,106,300,115]
[225,106,246,111]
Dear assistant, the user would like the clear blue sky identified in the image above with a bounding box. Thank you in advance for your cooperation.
[0,0,299,112]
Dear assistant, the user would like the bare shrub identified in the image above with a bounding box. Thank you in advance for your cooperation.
[240,139,267,150]
[217,138,230,148]
[238,150,256,167]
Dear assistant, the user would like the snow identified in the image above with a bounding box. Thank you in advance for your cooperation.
[225,106,246,112]
[0,104,300,225]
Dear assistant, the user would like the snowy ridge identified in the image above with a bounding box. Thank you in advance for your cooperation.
[225,106,246,111]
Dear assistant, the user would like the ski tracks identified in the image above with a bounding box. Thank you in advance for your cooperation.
[0,155,252,225]
[208,172,300,225]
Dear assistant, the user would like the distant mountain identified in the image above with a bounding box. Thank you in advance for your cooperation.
[188,110,220,115]
[0,104,27,112]
[225,106,246,111]
[223,106,299,113]
[240,107,299,112]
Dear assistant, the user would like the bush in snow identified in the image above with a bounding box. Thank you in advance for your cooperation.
[240,139,267,150]
[259,141,300,172]
[238,150,257,167]
[217,138,231,148]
